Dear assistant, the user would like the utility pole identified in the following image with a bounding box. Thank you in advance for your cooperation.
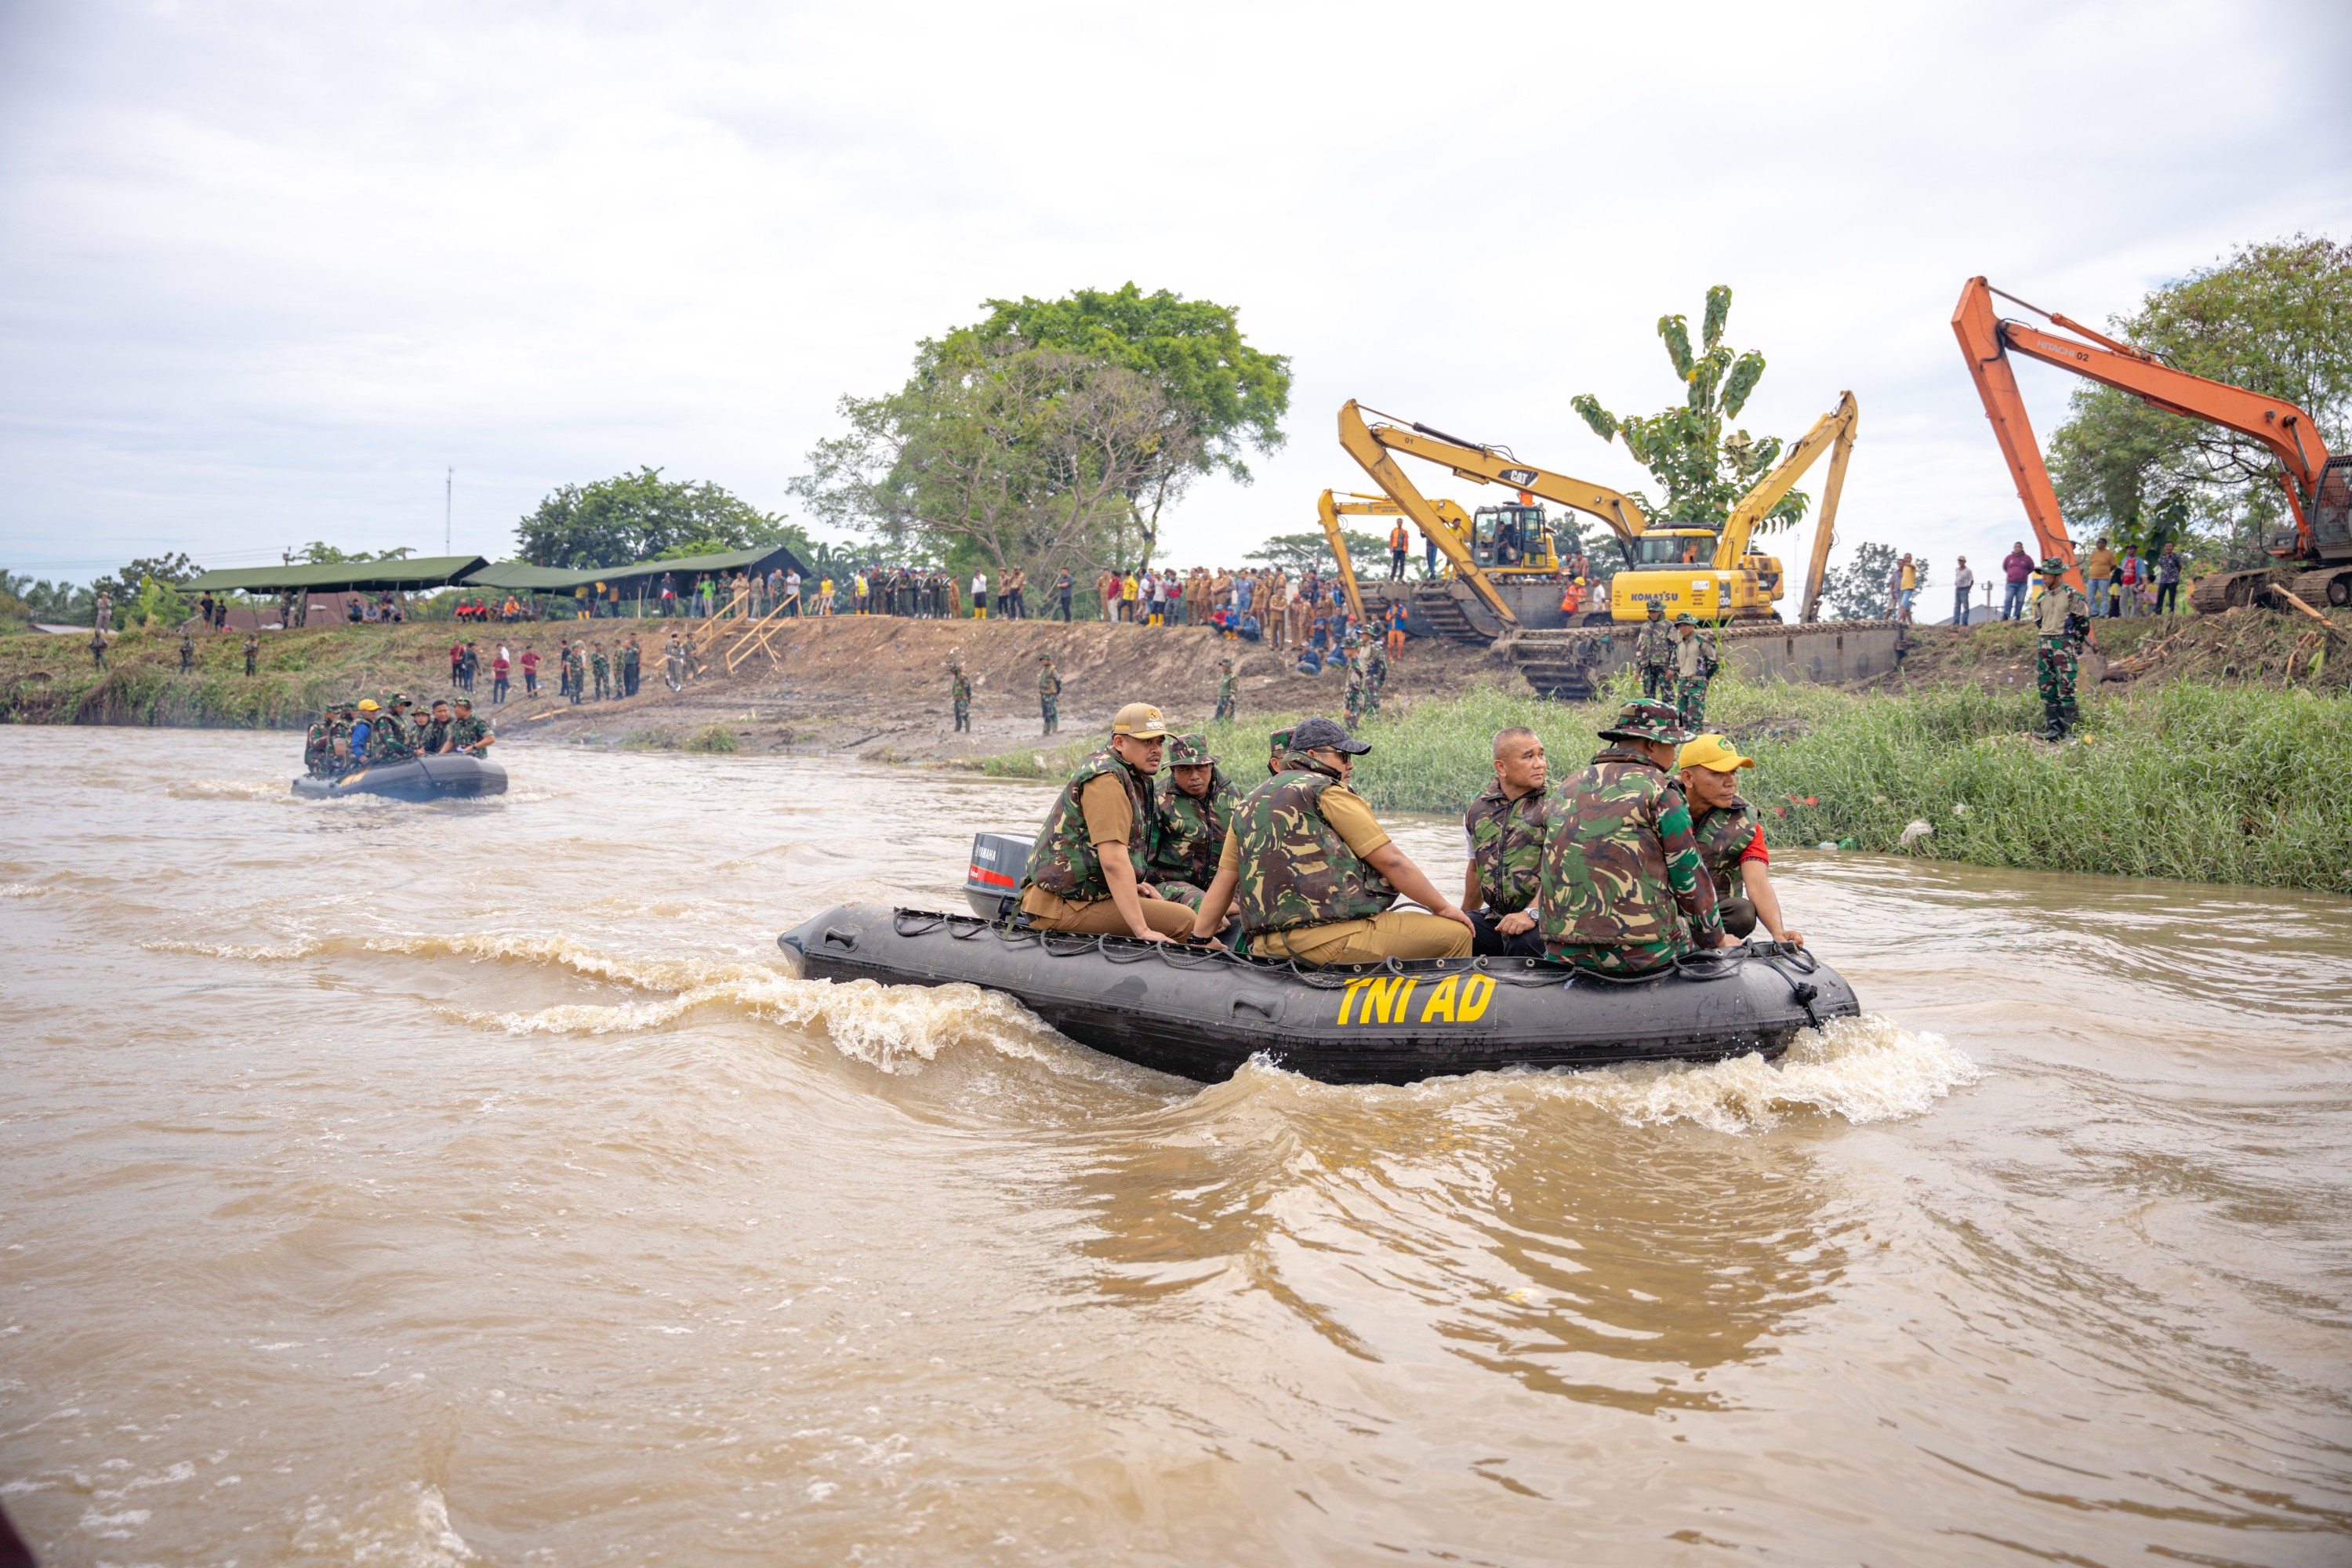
[445,467,453,555]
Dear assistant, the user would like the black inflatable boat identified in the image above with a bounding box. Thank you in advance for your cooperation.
[291,753,507,802]
[777,901,1860,1087]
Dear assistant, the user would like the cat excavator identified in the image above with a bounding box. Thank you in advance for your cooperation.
[1954,275,2352,611]
[1338,397,1856,626]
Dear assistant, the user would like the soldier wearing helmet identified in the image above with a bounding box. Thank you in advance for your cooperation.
[1537,699,1733,975]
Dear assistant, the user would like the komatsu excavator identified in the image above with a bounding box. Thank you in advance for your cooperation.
[1338,397,1855,627]
[1954,276,2352,612]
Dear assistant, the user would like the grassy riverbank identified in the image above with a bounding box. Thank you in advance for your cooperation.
[975,674,2352,895]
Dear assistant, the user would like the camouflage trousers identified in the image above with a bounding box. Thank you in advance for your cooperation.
[2036,639,2077,708]
[1675,675,1711,731]
[1040,696,1057,734]
[1344,691,1363,728]
[1214,695,1235,722]
[1152,880,1205,909]
[1641,664,1671,701]
[953,700,970,732]
[1548,937,1689,975]
[1365,682,1382,717]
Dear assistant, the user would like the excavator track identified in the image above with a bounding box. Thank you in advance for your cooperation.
[1408,583,1497,644]
[2189,569,2270,615]
[1500,619,1908,702]
[2291,568,2352,608]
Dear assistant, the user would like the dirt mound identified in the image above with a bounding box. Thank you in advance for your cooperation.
[1874,608,2351,698]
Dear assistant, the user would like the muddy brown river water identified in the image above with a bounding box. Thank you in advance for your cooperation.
[3,727,2350,1566]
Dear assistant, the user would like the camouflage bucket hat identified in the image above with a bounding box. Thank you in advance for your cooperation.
[1167,732,1217,767]
[1675,612,1697,626]
[1597,699,1691,746]
[1267,728,1293,753]
[2038,557,2069,575]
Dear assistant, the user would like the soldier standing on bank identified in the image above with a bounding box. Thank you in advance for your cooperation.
[622,637,641,698]
[1146,733,1234,909]
[1671,613,1719,731]
[1461,725,1550,958]
[2031,557,2093,741]
[1536,699,1732,975]
[1213,656,1236,723]
[591,642,611,702]
[1342,630,1366,729]
[243,632,260,676]
[1038,654,1062,735]
[1363,634,1388,718]
[89,630,108,671]
[1635,600,1673,700]
[179,630,195,673]
[949,657,973,733]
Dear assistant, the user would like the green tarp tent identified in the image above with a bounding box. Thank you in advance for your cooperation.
[181,556,491,594]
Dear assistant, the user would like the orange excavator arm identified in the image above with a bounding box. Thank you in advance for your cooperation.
[1339,400,1652,627]
[1953,277,2336,583]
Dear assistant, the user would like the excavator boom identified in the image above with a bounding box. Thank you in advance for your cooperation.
[1714,391,1858,623]
[1953,276,2343,586]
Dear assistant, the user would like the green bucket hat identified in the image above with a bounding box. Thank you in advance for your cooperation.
[1598,699,1693,747]
[1675,612,1697,626]
[1167,732,1217,767]
[2038,557,2069,575]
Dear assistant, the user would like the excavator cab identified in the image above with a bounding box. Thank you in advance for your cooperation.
[1468,503,1556,573]
[1623,530,1719,568]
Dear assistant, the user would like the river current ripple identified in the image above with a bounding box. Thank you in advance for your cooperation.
[3,728,2349,1565]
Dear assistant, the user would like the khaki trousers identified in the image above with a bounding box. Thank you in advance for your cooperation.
[1026,896,1197,938]
[1254,910,1473,964]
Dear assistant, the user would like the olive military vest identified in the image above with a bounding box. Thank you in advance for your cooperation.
[1149,768,1232,889]
[1690,797,1759,899]
[1463,779,1549,916]
[1229,760,1396,938]
[1021,750,1154,903]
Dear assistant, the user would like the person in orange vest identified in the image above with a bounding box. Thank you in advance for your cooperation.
[1388,521,1410,580]
[1559,577,1587,615]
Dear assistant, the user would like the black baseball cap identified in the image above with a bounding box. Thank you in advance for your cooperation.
[1287,716,1370,755]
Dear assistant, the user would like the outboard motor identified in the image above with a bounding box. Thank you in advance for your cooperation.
[964,832,1033,919]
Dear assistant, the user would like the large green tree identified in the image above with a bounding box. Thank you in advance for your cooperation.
[794,285,1290,573]
[515,467,797,568]
[2047,235,2352,564]
[1570,285,1806,533]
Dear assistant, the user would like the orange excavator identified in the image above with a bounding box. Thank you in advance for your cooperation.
[1953,276,2352,612]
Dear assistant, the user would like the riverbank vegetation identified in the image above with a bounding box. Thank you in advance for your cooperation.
[975,672,2352,895]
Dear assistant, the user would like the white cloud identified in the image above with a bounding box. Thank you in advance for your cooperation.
[2,0,2347,583]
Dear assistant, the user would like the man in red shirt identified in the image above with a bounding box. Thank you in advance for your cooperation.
[448,641,466,689]
[519,646,540,697]
[1675,734,1802,946]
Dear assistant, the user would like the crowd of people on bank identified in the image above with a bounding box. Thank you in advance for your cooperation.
[1006,697,1798,977]
[1931,539,2189,626]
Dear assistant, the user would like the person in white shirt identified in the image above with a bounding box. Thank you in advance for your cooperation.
[971,572,989,619]
[783,568,802,616]
[1953,557,1975,626]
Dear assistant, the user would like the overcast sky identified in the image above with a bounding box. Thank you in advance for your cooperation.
[3,0,2348,593]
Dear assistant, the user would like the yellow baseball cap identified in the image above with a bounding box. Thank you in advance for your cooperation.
[357,699,380,712]
[1111,702,1170,739]
[1677,733,1754,771]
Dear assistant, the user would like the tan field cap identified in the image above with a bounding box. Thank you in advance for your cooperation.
[1111,702,1170,739]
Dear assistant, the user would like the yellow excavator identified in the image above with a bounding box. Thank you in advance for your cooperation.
[1337,395,1856,626]
[1312,489,1477,624]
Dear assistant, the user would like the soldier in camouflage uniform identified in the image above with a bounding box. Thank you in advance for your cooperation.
[1342,632,1367,729]
[243,633,260,676]
[1016,702,1196,938]
[1185,716,1473,962]
[2029,557,2092,741]
[180,630,195,673]
[325,702,358,772]
[1671,613,1720,731]
[1634,601,1674,700]
[366,695,419,762]
[1363,637,1388,718]
[1461,725,1550,957]
[1037,655,1061,735]
[1146,733,1233,908]
[416,699,454,754]
[1536,699,1730,975]
[591,644,611,701]
[1677,733,1801,946]
[949,658,973,732]
[303,710,334,776]
[448,697,494,755]
[565,643,586,704]
[1213,657,1236,723]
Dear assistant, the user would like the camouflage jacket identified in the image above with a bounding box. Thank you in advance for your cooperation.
[1021,750,1153,902]
[950,671,973,704]
[590,651,610,677]
[622,645,640,673]
[303,723,332,772]
[1464,779,1549,916]
[1537,746,1723,956]
[449,715,492,751]
[365,713,415,761]
[1229,758,1396,938]
[1365,644,1388,686]
[1215,670,1234,707]
[1635,619,1675,670]
[1039,668,1061,697]
[415,719,452,754]
[1149,768,1234,888]
[1691,797,1760,898]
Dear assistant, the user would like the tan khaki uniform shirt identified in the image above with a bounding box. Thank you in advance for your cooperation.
[1213,782,1393,956]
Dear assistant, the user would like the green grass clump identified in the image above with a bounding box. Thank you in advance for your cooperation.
[686,725,740,753]
[971,673,2352,893]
